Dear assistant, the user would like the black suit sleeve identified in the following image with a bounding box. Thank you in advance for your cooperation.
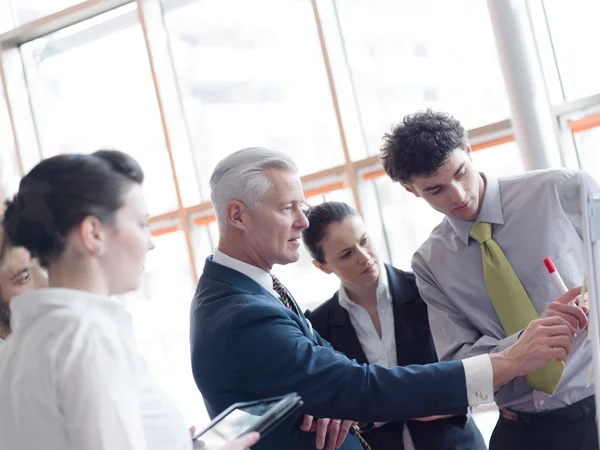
[224,301,469,423]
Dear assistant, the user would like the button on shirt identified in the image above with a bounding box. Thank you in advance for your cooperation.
[0,288,192,450]
[412,170,595,412]
[212,249,495,409]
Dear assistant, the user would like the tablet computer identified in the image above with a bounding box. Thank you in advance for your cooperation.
[193,393,303,447]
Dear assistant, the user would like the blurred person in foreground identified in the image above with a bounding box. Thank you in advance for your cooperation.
[0,150,258,450]
[0,228,47,344]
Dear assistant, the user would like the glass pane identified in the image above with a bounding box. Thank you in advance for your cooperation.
[162,0,345,199]
[191,220,217,276]
[0,0,15,32]
[364,176,444,271]
[573,127,600,182]
[305,186,355,208]
[470,141,525,177]
[334,0,510,156]
[542,0,600,100]
[20,4,179,216]
[0,90,20,200]
[275,187,354,312]
[121,230,207,427]
[9,0,85,26]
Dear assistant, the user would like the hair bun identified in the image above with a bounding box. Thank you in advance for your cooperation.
[3,187,62,265]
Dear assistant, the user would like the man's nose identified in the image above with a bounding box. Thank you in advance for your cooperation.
[295,209,309,229]
[450,183,466,203]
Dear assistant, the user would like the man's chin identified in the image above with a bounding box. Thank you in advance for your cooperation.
[276,252,300,266]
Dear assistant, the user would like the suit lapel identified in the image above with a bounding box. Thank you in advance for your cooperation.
[205,258,318,344]
[329,293,369,365]
[287,292,319,344]
[387,264,437,366]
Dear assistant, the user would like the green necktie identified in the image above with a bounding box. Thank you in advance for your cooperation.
[470,221,564,395]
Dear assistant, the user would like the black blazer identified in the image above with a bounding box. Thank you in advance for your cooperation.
[306,264,487,450]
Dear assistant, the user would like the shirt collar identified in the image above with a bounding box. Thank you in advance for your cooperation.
[212,248,275,294]
[338,262,390,312]
[447,173,505,246]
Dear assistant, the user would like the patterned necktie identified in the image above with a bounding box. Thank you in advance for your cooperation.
[350,425,372,450]
[470,221,564,394]
[271,274,372,450]
[271,274,300,316]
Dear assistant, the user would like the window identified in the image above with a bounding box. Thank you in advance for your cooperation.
[361,174,443,271]
[20,3,180,216]
[162,0,345,200]
[0,90,20,198]
[540,0,600,101]
[470,140,524,177]
[569,115,600,182]
[9,0,85,26]
[122,228,204,426]
[191,216,218,275]
[332,0,510,156]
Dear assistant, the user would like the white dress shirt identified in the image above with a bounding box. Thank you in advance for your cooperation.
[339,268,419,450]
[0,288,192,450]
[338,268,397,368]
[413,170,594,412]
[212,250,495,408]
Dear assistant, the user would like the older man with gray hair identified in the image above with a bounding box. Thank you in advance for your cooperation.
[190,147,580,450]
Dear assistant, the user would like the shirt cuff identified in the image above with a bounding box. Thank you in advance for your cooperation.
[462,354,494,406]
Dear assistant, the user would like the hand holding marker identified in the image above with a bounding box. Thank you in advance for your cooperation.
[543,256,587,315]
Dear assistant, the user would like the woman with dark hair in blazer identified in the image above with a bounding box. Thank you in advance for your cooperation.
[303,201,486,450]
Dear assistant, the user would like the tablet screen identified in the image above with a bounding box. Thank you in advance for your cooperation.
[195,398,286,447]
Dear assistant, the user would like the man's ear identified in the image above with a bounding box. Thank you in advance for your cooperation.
[312,259,333,275]
[226,200,249,231]
[402,182,420,198]
[466,144,472,157]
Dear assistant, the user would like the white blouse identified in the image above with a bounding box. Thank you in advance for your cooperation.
[0,288,192,450]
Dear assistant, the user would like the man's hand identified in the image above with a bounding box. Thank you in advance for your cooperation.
[490,287,582,387]
[300,414,356,450]
[540,286,588,330]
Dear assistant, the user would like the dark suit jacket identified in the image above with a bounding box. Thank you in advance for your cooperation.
[306,265,487,450]
[190,257,470,450]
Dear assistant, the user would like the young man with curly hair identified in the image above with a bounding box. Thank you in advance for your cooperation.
[380,109,597,450]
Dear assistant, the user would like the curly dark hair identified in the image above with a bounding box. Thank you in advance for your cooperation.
[380,109,468,183]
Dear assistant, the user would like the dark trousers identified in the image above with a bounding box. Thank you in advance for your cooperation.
[489,397,599,450]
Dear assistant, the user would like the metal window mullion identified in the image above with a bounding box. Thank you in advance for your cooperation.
[136,0,198,282]
[0,44,42,173]
[310,0,363,216]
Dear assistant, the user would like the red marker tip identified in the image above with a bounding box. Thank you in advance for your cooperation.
[543,257,556,274]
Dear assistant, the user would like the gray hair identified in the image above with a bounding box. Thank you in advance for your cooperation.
[210,147,298,233]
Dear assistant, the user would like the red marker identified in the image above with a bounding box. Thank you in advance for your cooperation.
[543,257,568,294]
